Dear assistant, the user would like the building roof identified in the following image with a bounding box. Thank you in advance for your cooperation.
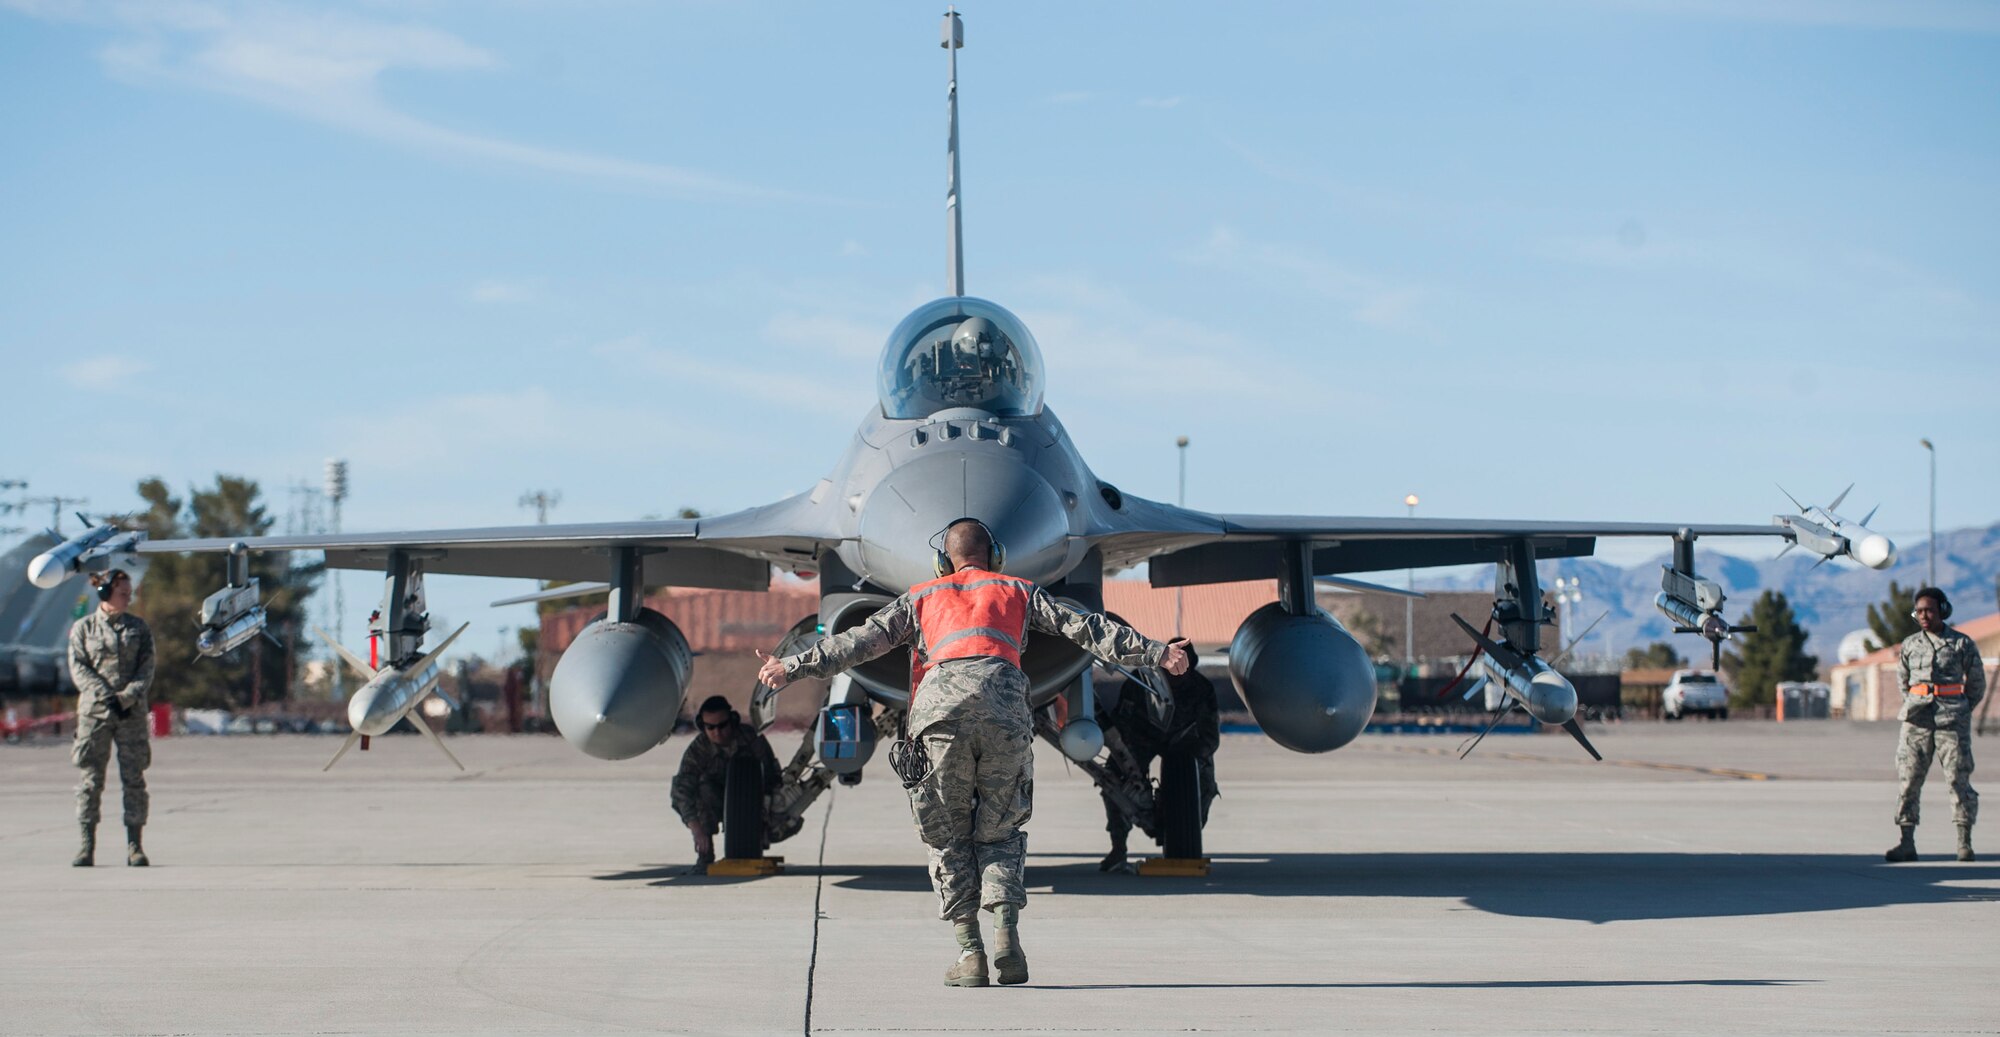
[1846,610,2000,667]
[1100,580,1278,645]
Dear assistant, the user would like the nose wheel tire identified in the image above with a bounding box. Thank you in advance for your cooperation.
[722,751,768,861]
[1156,750,1204,861]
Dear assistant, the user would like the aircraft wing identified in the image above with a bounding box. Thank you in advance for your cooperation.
[137,492,844,591]
[1087,496,1890,585]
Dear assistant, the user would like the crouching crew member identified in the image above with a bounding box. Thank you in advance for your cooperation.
[1099,645,1221,871]
[672,695,780,871]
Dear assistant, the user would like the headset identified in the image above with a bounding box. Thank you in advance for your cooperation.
[931,517,1005,577]
[92,569,129,603]
[1911,587,1953,622]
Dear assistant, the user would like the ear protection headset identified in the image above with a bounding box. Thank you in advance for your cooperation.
[1912,587,1953,621]
[932,517,1005,577]
[93,569,128,602]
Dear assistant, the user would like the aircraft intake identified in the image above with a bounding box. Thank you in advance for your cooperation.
[550,608,693,760]
[1227,603,1378,753]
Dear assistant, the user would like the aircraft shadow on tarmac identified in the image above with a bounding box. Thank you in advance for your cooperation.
[793,852,2000,925]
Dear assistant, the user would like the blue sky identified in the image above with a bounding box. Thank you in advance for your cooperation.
[3,1,1995,660]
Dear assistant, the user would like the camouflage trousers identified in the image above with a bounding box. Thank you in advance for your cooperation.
[73,709,150,828]
[1895,719,1977,827]
[907,716,1034,921]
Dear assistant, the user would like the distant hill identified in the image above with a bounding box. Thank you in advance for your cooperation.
[1417,522,2000,667]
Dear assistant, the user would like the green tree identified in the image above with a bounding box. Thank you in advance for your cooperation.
[128,476,318,710]
[1864,581,1920,651]
[1622,642,1685,670]
[1720,590,1818,709]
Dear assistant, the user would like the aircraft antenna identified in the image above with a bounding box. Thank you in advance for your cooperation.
[942,7,965,296]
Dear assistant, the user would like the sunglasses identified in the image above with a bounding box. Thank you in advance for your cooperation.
[701,720,733,732]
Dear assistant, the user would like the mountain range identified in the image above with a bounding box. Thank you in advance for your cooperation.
[1417,522,2000,667]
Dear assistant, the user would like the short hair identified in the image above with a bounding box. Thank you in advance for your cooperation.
[1914,587,1950,612]
[697,695,734,717]
[944,520,992,563]
[88,569,129,590]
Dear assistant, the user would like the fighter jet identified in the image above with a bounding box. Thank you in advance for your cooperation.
[28,11,1893,857]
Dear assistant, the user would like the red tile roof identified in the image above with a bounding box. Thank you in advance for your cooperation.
[1850,610,2000,665]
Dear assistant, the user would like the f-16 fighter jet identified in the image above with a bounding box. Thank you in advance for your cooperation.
[28,10,1893,860]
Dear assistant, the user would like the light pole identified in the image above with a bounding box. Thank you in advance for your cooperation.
[1174,436,1190,638]
[1919,438,1935,589]
[1404,494,1418,672]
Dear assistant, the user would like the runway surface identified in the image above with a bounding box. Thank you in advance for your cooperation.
[3,722,1996,1035]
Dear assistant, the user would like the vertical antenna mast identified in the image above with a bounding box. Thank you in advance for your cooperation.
[942,7,965,297]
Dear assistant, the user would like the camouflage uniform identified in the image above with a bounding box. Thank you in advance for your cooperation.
[1101,668,1222,842]
[784,575,1165,921]
[1894,627,1985,828]
[671,721,780,840]
[68,609,155,829]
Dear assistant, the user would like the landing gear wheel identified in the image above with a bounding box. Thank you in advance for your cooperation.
[722,751,767,861]
[1156,750,1204,860]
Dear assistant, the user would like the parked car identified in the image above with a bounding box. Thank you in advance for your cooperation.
[1663,670,1730,720]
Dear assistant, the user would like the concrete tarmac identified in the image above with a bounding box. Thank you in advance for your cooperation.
[2,722,1996,1035]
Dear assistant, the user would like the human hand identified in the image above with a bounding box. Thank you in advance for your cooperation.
[1161,639,1191,676]
[754,649,790,688]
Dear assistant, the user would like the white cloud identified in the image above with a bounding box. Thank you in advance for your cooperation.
[1136,95,1183,109]
[58,353,154,392]
[591,333,857,416]
[763,312,882,361]
[466,278,540,304]
[12,0,800,201]
[1045,90,1092,105]
[838,239,867,258]
[1176,225,1432,333]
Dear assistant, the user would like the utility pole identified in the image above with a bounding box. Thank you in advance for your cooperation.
[942,6,965,297]
[1174,437,1189,639]
[1404,494,1419,672]
[24,495,89,534]
[1919,438,1936,589]
[519,490,561,525]
[325,459,349,700]
[0,480,27,536]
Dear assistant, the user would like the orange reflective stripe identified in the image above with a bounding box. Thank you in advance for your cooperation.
[909,569,1031,669]
[1912,682,1966,697]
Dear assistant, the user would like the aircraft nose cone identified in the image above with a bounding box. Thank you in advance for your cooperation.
[27,551,66,590]
[1525,669,1578,726]
[1855,534,1895,570]
[857,447,1071,591]
[349,676,394,735]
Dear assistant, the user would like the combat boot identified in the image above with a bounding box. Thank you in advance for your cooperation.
[992,905,1028,985]
[1957,823,1975,863]
[72,823,95,867]
[125,825,148,868]
[944,950,990,988]
[1884,824,1918,863]
[1099,832,1128,872]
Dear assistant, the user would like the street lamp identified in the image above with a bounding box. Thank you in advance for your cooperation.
[1919,438,1935,589]
[1174,436,1190,638]
[1404,494,1419,671]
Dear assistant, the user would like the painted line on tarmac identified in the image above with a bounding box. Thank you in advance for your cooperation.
[1362,742,1779,780]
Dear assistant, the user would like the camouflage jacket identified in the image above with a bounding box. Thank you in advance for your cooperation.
[1106,669,1221,760]
[671,724,780,823]
[782,569,1167,725]
[1897,627,1988,726]
[69,609,155,720]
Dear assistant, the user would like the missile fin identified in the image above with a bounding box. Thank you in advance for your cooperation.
[1776,484,1804,512]
[322,730,362,772]
[1457,700,1516,760]
[313,627,376,681]
[1860,503,1880,526]
[1561,718,1603,761]
[1827,483,1853,513]
[407,712,465,771]
[409,622,472,675]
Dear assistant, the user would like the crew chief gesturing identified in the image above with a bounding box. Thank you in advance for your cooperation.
[758,519,1188,988]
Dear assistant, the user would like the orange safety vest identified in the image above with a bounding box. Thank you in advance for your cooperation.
[908,568,1033,676]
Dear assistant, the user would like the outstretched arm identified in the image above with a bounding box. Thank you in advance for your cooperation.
[1026,589,1187,673]
[759,597,917,686]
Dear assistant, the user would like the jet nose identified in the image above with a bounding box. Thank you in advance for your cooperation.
[349,676,393,736]
[857,447,1072,591]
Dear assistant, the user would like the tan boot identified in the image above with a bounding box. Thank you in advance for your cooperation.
[125,825,148,867]
[72,823,95,868]
[1884,825,1917,863]
[1958,824,1975,863]
[944,950,989,987]
[993,926,1028,985]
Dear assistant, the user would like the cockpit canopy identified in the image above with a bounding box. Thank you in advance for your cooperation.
[877,297,1045,419]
